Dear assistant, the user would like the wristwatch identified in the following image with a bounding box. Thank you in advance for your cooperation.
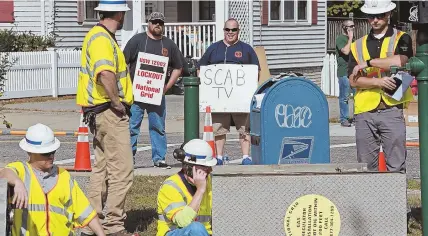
[366,59,372,67]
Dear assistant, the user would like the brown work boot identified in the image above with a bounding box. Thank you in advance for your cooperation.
[106,230,139,236]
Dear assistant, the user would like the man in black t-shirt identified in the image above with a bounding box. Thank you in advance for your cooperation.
[123,12,183,169]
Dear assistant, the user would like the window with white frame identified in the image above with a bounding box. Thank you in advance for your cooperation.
[269,0,310,23]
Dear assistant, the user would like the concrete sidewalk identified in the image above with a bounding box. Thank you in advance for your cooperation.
[0,95,337,130]
[0,95,419,138]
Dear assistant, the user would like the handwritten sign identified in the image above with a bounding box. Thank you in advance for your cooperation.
[199,64,259,113]
[133,52,169,106]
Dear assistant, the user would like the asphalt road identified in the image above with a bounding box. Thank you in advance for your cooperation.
[0,133,421,179]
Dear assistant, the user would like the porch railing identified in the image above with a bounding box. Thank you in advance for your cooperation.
[139,22,216,59]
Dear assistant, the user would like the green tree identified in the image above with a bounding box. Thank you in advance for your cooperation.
[327,0,364,17]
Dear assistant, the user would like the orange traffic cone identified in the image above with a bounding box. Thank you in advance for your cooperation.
[74,109,92,171]
[378,145,387,172]
[203,106,216,158]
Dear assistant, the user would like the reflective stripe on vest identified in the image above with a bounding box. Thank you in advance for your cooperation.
[158,180,212,226]
[18,162,78,234]
[353,29,400,64]
[353,29,401,78]
[20,162,31,235]
[350,29,412,114]
[81,31,126,105]
[160,180,187,218]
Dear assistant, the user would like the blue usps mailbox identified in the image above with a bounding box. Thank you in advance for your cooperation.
[250,76,330,165]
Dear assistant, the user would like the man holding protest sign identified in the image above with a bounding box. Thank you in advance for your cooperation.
[123,12,183,169]
[197,18,260,165]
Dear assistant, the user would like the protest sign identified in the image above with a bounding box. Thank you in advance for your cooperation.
[199,64,259,113]
[133,52,169,106]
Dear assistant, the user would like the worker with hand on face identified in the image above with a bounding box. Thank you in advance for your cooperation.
[156,139,217,236]
[0,123,105,236]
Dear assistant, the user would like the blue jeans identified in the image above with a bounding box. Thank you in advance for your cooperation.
[129,96,167,164]
[166,222,210,236]
[338,76,355,123]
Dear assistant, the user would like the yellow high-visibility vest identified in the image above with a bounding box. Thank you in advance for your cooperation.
[350,28,413,114]
[156,173,212,236]
[76,25,133,107]
[6,161,97,236]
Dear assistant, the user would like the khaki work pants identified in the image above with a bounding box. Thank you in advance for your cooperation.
[82,108,134,234]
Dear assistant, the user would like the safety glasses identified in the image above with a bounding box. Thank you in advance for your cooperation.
[224,28,239,32]
[150,20,164,26]
[41,151,56,157]
[367,13,386,20]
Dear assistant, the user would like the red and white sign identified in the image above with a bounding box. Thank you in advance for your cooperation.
[133,52,169,106]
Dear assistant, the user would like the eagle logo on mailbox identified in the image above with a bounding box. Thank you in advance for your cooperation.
[278,136,314,164]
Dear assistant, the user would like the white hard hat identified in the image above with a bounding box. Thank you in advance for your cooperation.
[95,0,130,12]
[182,139,217,167]
[19,123,60,154]
[360,0,396,14]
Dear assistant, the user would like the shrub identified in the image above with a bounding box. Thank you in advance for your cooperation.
[0,28,56,52]
[0,28,55,127]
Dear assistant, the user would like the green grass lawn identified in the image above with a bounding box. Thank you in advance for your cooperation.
[125,176,423,235]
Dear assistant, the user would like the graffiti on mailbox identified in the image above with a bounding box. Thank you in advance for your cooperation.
[279,136,314,164]
[275,104,313,128]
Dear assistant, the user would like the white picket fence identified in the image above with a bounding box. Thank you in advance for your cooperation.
[0,49,80,100]
[1,50,340,100]
[320,53,339,97]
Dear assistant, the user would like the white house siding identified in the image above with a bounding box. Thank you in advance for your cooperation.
[164,1,178,22]
[252,0,327,86]
[0,0,52,35]
[53,0,122,49]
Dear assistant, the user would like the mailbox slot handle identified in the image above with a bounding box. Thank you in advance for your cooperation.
[250,133,261,146]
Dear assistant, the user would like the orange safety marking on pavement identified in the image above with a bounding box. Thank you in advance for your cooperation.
[406,142,419,147]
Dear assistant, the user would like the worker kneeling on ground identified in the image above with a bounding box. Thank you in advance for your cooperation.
[0,123,105,236]
[156,139,216,236]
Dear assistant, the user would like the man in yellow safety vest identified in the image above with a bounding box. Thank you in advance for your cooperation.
[76,0,135,235]
[0,123,105,236]
[157,139,217,236]
[348,0,414,172]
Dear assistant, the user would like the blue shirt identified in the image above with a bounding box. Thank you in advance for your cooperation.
[197,40,260,70]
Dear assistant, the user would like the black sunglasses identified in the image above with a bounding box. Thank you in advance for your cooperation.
[224,28,239,32]
[345,25,355,28]
[367,13,386,20]
[150,20,164,26]
[41,151,56,157]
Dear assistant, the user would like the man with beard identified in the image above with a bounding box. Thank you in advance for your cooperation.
[197,18,260,166]
[124,12,183,169]
[77,1,135,235]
